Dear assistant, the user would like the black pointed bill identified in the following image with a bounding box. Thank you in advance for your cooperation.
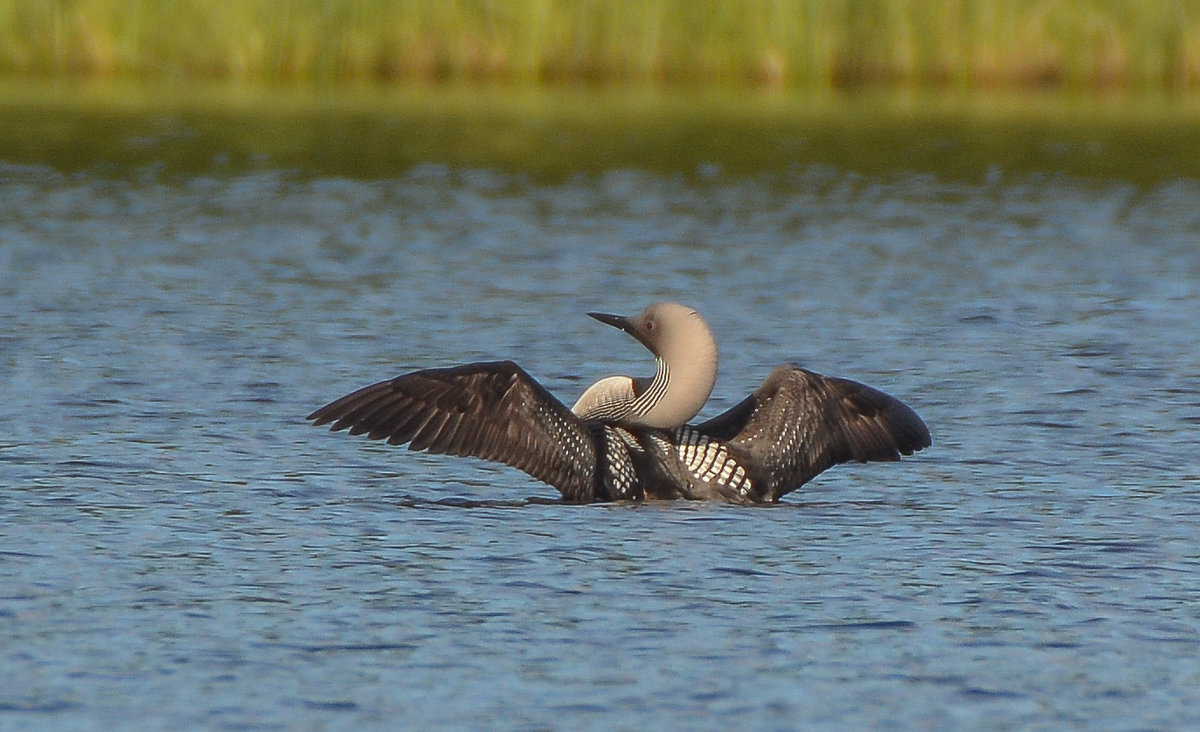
[588,310,657,352]
[587,311,633,333]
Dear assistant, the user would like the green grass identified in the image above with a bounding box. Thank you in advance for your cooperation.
[3,0,1200,89]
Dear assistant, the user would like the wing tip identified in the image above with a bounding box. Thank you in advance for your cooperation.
[888,404,932,456]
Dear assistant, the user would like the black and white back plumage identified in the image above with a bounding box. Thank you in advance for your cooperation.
[307,358,931,504]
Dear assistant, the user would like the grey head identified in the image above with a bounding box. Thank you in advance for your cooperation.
[583,302,719,429]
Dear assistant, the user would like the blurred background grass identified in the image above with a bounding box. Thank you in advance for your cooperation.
[2,0,1199,89]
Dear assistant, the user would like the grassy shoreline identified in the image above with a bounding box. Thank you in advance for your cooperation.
[3,80,1199,183]
[3,1,1200,90]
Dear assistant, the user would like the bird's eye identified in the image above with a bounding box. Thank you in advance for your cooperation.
[645,320,655,331]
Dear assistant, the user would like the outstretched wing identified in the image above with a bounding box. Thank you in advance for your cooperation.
[696,365,930,500]
[308,361,597,501]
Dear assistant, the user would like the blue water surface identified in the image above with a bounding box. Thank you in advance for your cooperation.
[2,163,1199,729]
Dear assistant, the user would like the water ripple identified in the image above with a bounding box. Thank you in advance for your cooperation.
[2,167,1199,730]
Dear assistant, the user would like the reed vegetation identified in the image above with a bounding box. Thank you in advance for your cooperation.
[3,0,1200,89]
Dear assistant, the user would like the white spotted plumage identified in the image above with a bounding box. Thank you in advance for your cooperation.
[598,426,641,499]
[671,426,752,497]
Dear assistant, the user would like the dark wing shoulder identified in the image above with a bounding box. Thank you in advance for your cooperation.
[696,364,930,500]
[307,360,597,501]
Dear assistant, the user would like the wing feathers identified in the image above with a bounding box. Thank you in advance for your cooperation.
[308,361,597,500]
[697,365,929,500]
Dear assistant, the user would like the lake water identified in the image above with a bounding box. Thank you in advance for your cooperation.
[3,86,1200,729]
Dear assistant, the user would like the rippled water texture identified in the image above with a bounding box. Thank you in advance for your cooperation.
[3,163,1200,729]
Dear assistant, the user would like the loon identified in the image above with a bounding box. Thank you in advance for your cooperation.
[307,302,930,504]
